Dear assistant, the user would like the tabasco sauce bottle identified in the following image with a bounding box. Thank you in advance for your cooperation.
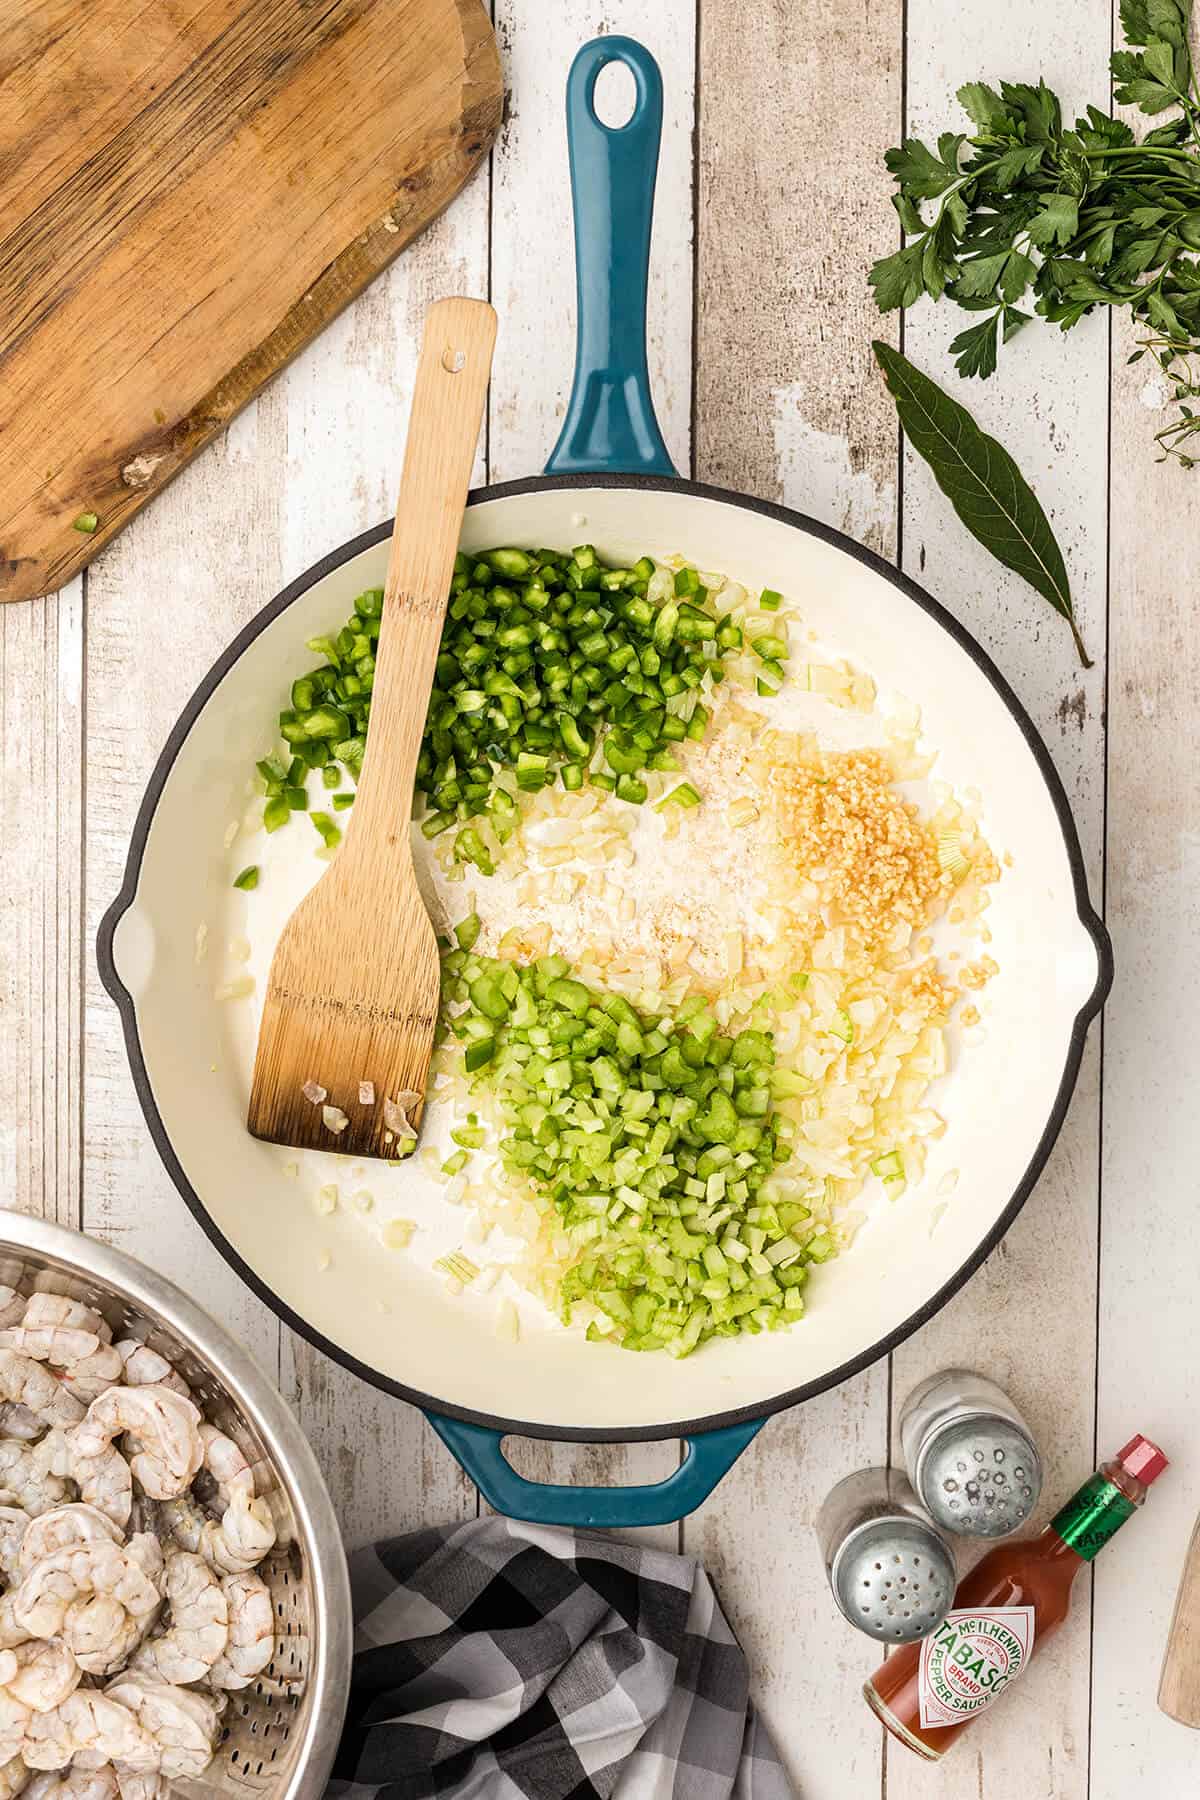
[863,1434,1168,1759]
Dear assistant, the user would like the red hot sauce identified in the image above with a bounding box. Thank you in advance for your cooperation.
[864,1434,1168,1760]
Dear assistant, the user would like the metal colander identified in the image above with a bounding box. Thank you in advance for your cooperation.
[0,1212,352,1800]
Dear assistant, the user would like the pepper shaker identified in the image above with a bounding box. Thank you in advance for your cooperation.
[816,1467,957,1644]
[900,1368,1043,1538]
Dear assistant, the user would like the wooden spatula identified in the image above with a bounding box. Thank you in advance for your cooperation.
[248,295,497,1159]
[1160,1510,1200,1726]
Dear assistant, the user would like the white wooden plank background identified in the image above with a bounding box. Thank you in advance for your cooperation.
[2,1,1199,1793]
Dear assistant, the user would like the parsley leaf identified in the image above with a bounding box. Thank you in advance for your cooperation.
[949,313,1001,378]
[998,79,1062,145]
[1026,193,1080,247]
[869,243,928,312]
[872,0,1200,465]
[1111,50,1178,112]
[956,82,1010,131]
[885,137,962,199]
[991,143,1044,187]
[1120,0,1189,47]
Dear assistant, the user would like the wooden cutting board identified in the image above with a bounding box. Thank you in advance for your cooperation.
[0,0,502,604]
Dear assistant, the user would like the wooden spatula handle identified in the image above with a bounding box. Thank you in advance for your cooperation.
[1160,1512,1200,1726]
[349,295,497,847]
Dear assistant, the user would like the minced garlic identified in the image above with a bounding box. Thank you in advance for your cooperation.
[768,746,947,953]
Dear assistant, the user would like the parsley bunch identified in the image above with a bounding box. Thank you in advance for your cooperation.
[871,0,1200,466]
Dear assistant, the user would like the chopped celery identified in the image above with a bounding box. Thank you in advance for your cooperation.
[439,932,822,1359]
[232,866,259,891]
[656,781,701,811]
[829,1009,854,1045]
[455,912,482,951]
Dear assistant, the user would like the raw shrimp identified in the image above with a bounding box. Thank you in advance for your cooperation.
[22,1694,158,1773]
[122,1503,157,1542]
[0,1446,70,1520]
[16,1302,109,1348]
[12,1537,164,1676]
[213,1489,275,1574]
[64,1602,136,1682]
[0,1360,82,1436]
[157,1490,274,1576]
[148,1500,200,1557]
[207,1572,272,1691]
[196,1427,254,1507]
[18,1510,121,1577]
[0,1698,29,1767]
[0,1510,28,1579]
[57,1353,123,1410]
[71,1394,201,1504]
[111,1352,187,1402]
[23,1770,118,1800]
[0,1301,110,1373]
[129,1554,226,1687]
[0,1335,95,1374]
[31,1439,130,1536]
[0,1758,30,1800]
[122,1539,162,1594]
[0,1411,44,1445]
[110,1773,168,1800]
[2,1643,80,1714]
[0,1293,27,1332]
[100,1678,219,1781]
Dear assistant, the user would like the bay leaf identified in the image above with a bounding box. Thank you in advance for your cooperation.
[872,341,1089,667]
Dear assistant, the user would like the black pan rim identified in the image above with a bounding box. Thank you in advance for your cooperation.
[97,471,1113,1447]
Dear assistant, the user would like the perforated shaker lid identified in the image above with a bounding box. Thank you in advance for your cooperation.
[830,1515,956,1644]
[916,1416,1043,1537]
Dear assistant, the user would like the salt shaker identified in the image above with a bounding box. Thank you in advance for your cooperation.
[816,1467,957,1644]
[900,1369,1043,1538]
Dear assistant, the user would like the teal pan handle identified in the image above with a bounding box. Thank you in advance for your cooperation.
[544,37,677,478]
[425,1414,763,1528]
[427,38,735,1534]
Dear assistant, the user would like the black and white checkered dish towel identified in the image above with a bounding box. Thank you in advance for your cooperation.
[328,1515,795,1799]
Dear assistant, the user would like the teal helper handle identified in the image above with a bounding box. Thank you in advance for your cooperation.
[426,1414,763,1529]
[544,37,677,477]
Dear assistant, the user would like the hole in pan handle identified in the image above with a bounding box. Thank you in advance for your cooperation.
[425,1413,764,1528]
[544,36,678,480]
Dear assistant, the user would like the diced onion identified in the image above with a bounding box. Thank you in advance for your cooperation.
[215,976,254,1001]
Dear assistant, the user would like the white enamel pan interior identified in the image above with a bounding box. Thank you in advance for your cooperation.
[97,38,1109,1527]
[99,476,1109,1454]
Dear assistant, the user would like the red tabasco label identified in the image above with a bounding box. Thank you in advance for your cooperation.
[918,1606,1036,1729]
